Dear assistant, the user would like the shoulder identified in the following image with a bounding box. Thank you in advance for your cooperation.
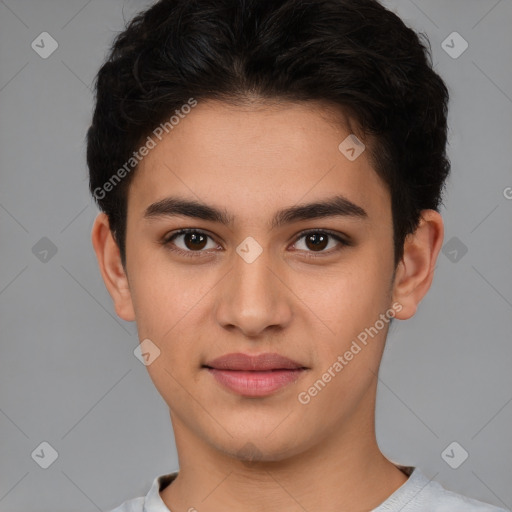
[422,479,508,512]
[105,496,145,512]
[393,467,509,512]
[104,472,179,512]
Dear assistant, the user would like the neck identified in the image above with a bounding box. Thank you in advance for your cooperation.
[160,384,408,511]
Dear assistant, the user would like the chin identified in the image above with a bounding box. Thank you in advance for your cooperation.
[212,429,314,465]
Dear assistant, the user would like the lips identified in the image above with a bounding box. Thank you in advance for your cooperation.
[203,352,308,397]
[203,352,306,371]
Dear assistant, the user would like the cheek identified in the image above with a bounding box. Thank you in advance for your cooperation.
[307,256,392,348]
[128,253,204,338]
[295,269,392,420]
[127,259,211,372]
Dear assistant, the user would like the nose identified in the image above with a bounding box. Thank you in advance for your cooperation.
[214,245,293,338]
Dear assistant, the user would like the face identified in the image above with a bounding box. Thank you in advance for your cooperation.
[93,99,440,463]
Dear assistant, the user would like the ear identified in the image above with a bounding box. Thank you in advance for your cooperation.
[91,212,136,322]
[392,209,444,320]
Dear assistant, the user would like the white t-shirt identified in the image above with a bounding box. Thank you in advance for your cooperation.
[107,466,509,512]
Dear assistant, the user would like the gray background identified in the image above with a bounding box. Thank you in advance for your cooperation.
[0,0,511,510]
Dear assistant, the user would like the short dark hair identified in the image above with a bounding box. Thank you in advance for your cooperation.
[87,0,450,270]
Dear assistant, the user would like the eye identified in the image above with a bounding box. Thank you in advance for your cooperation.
[162,229,219,257]
[290,229,349,256]
[161,228,351,259]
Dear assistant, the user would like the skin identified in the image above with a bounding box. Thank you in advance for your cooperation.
[91,99,444,512]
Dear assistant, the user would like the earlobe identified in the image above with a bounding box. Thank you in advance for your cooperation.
[91,212,136,322]
[392,209,444,320]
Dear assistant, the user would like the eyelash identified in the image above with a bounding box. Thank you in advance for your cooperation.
[161,228,351,259]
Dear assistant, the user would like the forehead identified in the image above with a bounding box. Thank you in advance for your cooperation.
[127,99,390,227]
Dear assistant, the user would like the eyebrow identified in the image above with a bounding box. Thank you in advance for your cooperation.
[143,194,368,229]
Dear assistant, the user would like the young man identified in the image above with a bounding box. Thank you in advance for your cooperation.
[87,0,507,510]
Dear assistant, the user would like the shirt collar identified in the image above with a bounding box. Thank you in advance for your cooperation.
[143,471,179,512]
[142,466,421,512]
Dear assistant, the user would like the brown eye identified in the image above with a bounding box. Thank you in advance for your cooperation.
[292,230,349,255]
[164,229,218,256]
[181,232,208,250]
[304,232,329,251]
